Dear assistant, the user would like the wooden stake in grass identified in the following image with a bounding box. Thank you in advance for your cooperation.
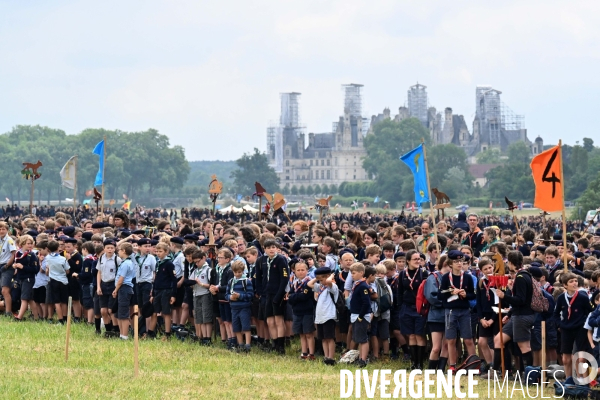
[65,296,73,361]
[134,305,139,377]
[541,320,546,385]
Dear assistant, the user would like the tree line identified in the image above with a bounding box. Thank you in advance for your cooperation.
[0,125,189,205]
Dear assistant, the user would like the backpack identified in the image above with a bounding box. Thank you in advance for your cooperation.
[375,279,392,315]
[530,273,549,313]
[329,289,345,317]
[416,271,440,317]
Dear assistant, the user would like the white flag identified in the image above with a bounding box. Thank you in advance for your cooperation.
[60,156,77,189]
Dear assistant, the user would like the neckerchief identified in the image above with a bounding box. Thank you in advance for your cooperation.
[449,270,464,290]
[217,263,229,283]
[137,254,149,275]
[482,276,491,301]
[293,276,310,292]
[351,278,366,294]
[15,250,29,261]
[338,270,347,283]
[566,291,579,320]
[267,256,276,282]
[419,234,433,253]
[406,268,420,290]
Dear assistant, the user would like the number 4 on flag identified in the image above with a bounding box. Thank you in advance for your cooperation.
[531,144,563,212]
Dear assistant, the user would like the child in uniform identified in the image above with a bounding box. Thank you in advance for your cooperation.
[45,241,70,324]
[554,272,594,384]
[349,262,372,368]
[148,243,178,339]
[113,243,136,340]
[288,261,316,360]
[439,250,476,372]
[190,251,213,345]
[13,235,39,321]
[313,267,339,365]
[225,260,254,352]
[78,242,97,324]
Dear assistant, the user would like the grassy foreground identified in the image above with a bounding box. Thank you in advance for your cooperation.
[0,320,542,399]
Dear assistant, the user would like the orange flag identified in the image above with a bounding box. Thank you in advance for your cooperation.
[530,144,563,212]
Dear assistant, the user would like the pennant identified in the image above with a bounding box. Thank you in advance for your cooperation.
[400,144,429,205]
[85,189,93,197]
[374,196,379,203]
[5,198,9,202]
[93,140,105,186]
[236,194,243,203]
[123,200,132,210]
[60,156,77,189]
[531,145,563,212]
[123,194,128,200]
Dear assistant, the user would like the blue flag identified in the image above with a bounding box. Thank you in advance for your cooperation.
[374,196,379,203]
[93,140,105,186]
[236,194,243,203]
[400,144,429,205]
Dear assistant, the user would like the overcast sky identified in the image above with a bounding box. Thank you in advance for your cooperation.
[1,1,598,161]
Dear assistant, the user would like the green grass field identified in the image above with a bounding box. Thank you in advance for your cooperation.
[0,320,546,399]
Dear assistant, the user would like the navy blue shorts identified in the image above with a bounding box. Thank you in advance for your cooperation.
[231,306,251,333]
[352,319,369,344]
[292,314,315,335]
[531,318,542,351]
[389,309,401,332]
[136,282,152,309]
[219,301,232,322]
[545,318,558,348]
[400,304,426,336]
[117,285,133,320]
[80,283,94,309]
[369,317,390,340]
[445,308,473,340]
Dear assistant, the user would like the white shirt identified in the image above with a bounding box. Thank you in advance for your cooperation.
[0,234,16,265]
[313,283,338,324]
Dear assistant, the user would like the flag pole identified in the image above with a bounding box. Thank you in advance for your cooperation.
[100,136,106,217]
[558,139,568,273]
[421,138,440,252]
[73,156,78,214]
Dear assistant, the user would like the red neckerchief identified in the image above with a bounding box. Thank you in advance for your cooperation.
[15,250,29,261]
[352,278,366,294]
[406,268,420,290]
[293,276,310,292]
[482,276,491,301]
[338,270,347,283]
[567,291,579,320]
[84,254,97,261]
[449,270,464,290]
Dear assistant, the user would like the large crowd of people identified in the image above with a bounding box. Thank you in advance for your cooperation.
[0,205,599,386]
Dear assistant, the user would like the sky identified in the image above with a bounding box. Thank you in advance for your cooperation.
[1,1,599,161]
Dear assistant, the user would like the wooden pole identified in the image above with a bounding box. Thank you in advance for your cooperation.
[258,197,262,222]
[498,298,505,376]
[134,305,139,377]
[421,139,440,253]
[73,156,78,213]
[541,320,546,384]
[558,140,568,273]
[65,296,73,361]
[100,136,107,217]
[30,176,34,214]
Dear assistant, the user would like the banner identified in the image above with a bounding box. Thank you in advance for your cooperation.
[531,145,563,212]
[400,144,429,205]
[93,140,105,186]
[60,156,77,189]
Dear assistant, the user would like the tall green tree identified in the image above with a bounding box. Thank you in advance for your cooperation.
[231,148,280,196]
[363,118,430,206]
[476,148,503,164]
